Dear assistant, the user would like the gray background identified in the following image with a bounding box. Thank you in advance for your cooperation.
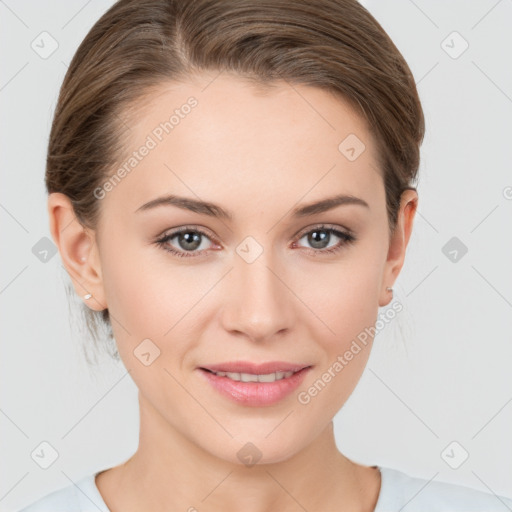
[1,0,511,510]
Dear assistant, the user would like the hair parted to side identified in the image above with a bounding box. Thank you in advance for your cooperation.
[46,0,425,362]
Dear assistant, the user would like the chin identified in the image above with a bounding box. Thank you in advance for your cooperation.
[198,428,311,468]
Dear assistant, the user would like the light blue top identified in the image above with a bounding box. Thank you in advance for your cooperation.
[17,465,512,511]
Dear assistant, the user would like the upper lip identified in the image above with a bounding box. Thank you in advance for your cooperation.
[200,361,311,374]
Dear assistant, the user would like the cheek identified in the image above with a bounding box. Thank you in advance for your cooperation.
[100,254,159,334]
[299,247,385,342]
[99,236,219,367]
[97,216,186,315]
[98,228,176,350]
[294,263,384,423]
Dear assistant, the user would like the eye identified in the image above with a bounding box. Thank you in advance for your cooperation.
[293,224,356,255]
[154,226,217,258]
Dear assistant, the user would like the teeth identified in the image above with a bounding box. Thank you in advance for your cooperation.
[213,370,296,382]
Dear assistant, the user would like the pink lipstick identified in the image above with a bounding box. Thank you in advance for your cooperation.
[197,361,312,407]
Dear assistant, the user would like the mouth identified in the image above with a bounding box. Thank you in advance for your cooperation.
[200,367,304,383]
[197,361,313,407]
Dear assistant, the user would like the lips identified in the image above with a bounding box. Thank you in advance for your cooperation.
[199,361,310,374]
[198,363,312,406]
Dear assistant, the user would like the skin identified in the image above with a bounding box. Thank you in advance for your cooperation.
[48,71,417,512]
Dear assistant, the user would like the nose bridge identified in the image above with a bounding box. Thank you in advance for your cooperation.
[221,238,293,341]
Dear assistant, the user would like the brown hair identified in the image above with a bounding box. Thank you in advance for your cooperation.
[46,0,425,361]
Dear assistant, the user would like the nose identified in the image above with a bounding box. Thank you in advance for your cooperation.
[220,246,295,343]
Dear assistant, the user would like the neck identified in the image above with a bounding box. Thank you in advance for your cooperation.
[97,393,379,512]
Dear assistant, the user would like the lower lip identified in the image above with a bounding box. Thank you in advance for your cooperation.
[198,367,311,407]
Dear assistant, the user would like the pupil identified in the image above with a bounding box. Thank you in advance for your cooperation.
[179,232,201,250]
[309,230,329,249]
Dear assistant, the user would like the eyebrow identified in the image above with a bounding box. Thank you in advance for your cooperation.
[134,193,369,219]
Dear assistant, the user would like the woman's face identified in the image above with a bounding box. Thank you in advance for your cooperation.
[76,72,414,464]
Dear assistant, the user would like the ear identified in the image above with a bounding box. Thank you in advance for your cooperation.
[379,189,418,307]
[48,192,107,312]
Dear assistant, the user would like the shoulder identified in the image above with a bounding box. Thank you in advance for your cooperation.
[16,473,109,512]
[375,466,512,512]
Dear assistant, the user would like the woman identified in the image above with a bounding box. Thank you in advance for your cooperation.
[18,0,512,510]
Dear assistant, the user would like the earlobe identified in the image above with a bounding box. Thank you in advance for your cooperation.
[47,192,107,311]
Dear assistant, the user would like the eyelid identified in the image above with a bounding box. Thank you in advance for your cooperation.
[293,222,354,240]
[156,224,218,242]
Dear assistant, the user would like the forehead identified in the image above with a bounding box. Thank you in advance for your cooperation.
[104,73,384,218]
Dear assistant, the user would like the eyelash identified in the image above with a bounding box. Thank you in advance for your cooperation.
[154,224,356,259]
